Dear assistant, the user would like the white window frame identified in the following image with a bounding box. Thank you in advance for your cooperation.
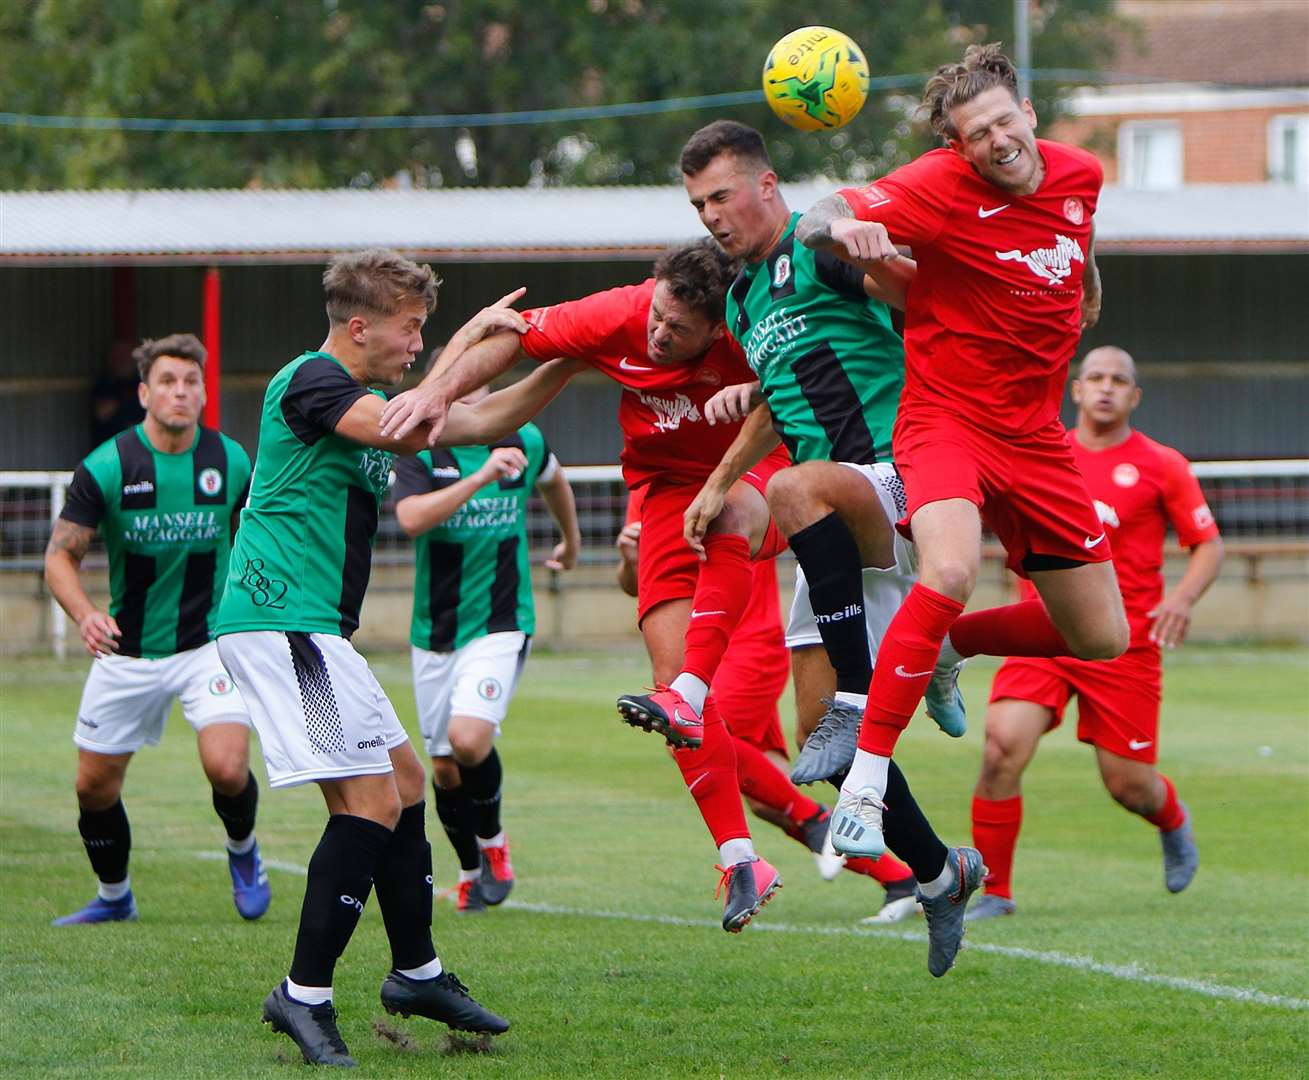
[1267,114,1309,186]
[1118,120,1183,191]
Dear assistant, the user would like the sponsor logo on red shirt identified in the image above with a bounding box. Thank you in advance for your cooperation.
[1112,462,1140,488]
[859,184,891,208]
[994,233,1085,286]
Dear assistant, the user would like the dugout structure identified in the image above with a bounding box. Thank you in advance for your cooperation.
[0,183,1306,652]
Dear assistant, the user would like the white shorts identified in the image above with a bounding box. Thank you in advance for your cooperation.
[217,631,409,789]
[411,632,530,757]
[785,462,918,653]
[74,640,250,754]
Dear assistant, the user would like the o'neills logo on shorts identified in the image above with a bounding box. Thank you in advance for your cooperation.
[356,735,386,749]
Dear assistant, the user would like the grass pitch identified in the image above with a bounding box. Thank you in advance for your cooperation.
[1,646,1306,1078]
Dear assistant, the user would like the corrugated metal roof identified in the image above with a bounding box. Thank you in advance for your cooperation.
[1,182,1305,263]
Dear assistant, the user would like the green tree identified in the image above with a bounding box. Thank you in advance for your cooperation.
[0,0,1126,190]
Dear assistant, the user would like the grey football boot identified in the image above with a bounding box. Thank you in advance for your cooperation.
[919,847,987,977]
[790,697,861,785]
[1160,803,1199,893]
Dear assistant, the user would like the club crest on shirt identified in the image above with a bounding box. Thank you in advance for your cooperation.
[994,234,1084,285]
[477,677,503,701]
[695,367,723,387]
[773,254,792,288]
[1063,197,1084,224]
[197,467,223,497]
[1112,462,1140,488]
[1192,504,1215,529]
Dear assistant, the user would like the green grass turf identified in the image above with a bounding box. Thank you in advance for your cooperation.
[1,646,1306,1077]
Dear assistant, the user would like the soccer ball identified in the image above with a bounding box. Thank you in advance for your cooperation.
[762,26,869,132]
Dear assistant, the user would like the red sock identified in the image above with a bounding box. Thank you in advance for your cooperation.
[1145,774,1185,832]
[732,737,821,824]
[971,794,1023,899]
[680,534,753,686]
[845,852,914,884]
[949,599,1071,659]
[671,697,749,847]
[859,583,964,755]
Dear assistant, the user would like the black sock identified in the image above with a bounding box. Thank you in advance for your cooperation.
[212,771,259,843]
[78,800,131,885]
[432,781,481,872]
[881,761,948,884]
[289,814,391,988]
[787,513,872,695]
[459,748,503,841]
[372,802,437,972]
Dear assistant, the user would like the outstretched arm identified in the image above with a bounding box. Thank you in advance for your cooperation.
[797,192,901,265]
[379,289,530,443]
[683,403,780,559]
[439,358,584,447]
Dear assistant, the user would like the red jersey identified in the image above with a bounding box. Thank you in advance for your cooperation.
[520,280,760,489]
[1018,428,1220,645]
[840,139,1102,436]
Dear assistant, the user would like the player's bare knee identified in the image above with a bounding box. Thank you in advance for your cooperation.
[431,756,461,790]
[921,558,976,602]
[1068,618,1129,661]
[390,750,428,807]
[75,773,123,810]
[1104,773,1154,815]
[980,731,1025,787]
[766,470,823,533]
[204,758,250,796]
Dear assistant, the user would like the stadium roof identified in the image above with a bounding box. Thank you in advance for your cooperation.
[1,182,1306,264]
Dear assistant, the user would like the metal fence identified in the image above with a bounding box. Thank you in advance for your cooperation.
[3,460,1307,656]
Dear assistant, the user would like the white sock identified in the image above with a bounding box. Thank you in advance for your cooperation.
[937,633,964,668]
[476,831,506,850]
[670,673,709,714]
[917,853,957,899]
[842,749,890,802]
[458,867,480,884]
[98,877,131,902]
[718,837,755,866]
[396,957,443,982]
[833,691,868,709]
[285,978,332,1006]
[225,833,256,856]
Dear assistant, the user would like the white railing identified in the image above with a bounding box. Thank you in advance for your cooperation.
[3,460,1306,657]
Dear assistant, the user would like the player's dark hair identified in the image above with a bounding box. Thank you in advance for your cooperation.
[134,333,206,381]
[922,42,1021,139]
[679,120,773,176]
[651,239,741,322]
[323,248,441,324]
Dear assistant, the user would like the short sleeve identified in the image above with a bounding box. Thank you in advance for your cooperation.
[837,150,962,248]
[1160,448,1220,548]
[813,249,869,299]
[519,288,630,365]
[281,357,371,445]
[392,455,437,504]
[61,463,106,529]
[537,452,560,485]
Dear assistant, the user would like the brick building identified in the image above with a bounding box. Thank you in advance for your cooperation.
[1050,0,1309,188]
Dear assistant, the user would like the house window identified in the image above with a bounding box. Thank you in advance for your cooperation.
[1268,114,1309,186]
[1118,121,1183,190]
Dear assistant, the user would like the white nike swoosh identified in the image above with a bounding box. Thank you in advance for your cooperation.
[1128,739,1153,751]
[894,665,935,678]
[977,204,1010,218]
[690,609,726,619]
[1084,532,1107,549]
[619,357,654,371]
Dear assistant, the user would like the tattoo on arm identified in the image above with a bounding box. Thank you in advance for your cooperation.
[46,519,95,563]
[796,193,855,250]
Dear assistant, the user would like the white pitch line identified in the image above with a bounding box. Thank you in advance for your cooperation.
[193,852,1308,1012]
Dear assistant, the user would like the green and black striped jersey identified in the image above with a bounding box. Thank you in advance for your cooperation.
[394,424,555,652]
[61,424,251,658]
[215,352,391,640]
[726,211,905,465]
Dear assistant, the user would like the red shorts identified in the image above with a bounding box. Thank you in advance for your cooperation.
[894,408,1112,577]
[634,445,790,623]
[989,646,1163,763]
[713,560,790,758]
